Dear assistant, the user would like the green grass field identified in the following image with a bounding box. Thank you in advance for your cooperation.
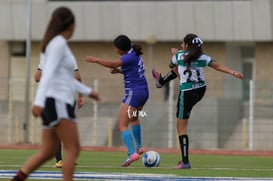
[1,149,273,180]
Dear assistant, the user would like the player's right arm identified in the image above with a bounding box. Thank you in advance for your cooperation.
[85,56,122,69]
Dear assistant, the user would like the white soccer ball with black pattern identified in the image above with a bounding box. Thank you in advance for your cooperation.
[142,151,160,167]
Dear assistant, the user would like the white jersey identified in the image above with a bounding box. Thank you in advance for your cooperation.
[34,35,91,107]
[38,53,78,71]
[171,50,212,91]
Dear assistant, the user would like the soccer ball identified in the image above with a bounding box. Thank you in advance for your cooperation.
[142,151,160,167]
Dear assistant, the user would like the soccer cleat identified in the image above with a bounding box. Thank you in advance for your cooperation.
[152,68,163,88]
[121,153,139,167]
[53,160,63,168]
[137,147,144,155]
[174,161,191,169]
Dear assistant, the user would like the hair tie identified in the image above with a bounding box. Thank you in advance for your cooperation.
[192,37,203,47]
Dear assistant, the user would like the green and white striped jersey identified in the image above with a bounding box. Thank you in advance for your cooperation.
[170,50,213,91]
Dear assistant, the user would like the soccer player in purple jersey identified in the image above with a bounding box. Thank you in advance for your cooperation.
[85,35,149,167]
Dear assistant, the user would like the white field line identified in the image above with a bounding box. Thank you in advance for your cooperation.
[0,170,273,181]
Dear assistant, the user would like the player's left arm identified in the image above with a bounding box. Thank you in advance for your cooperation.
[210,60,243,79]
[74,69,84,108]
[34,69,42,83]
[111,68,122,74]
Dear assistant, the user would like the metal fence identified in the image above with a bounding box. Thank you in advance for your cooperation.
[1,77,273,151]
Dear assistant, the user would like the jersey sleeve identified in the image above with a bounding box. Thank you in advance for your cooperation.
[120,54,132,65]
[73,79,92,96]
[37,53,45,71]
[72,55,79,71]
[170,53,178,66]
[33,38,66,107]
[206,55,213,66]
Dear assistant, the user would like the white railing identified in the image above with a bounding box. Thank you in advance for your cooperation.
[3,78,273,150]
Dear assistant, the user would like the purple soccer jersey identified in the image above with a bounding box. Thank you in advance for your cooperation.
[120,49,148,89]
[120,49,149,107]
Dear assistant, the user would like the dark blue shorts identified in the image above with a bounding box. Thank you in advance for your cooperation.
[122,87,149,108]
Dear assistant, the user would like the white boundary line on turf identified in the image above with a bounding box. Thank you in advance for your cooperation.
[1,170,273,181]
[2,165,273,172]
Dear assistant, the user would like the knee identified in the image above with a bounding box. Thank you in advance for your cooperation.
[39,150,55,161]
[72,145,80,157]
[118,121,128,133]
[64,143,80,155]
[118,125,123,133]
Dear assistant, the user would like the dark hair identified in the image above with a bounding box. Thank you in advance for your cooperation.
[113,35,143,56]
[132,44,143,56]
[183,33,203,66]
[113,35,131,51]
[40,7,75,52]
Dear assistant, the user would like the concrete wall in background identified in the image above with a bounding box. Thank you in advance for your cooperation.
[0,0,272,41]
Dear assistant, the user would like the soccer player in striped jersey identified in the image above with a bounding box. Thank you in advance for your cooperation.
[152,33,243,169]
[85,35,149,167]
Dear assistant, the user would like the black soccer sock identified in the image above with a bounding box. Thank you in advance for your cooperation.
[11,170,27,181]
[179,134,189,164]
[55,142,62,162]
[159,70,177,85]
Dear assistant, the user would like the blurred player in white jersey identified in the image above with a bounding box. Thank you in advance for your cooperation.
[11,6,100,181]
[35,56,83,168]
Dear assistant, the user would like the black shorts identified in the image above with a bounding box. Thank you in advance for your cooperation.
[176,86,206,119]
[41,97,76,128]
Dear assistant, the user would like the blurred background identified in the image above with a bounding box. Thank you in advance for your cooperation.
[0,0,273,151]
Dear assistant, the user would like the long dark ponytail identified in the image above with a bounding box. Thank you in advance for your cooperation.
[40,7,75,53]
[132,44,143,56]
[183,33,203,66]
